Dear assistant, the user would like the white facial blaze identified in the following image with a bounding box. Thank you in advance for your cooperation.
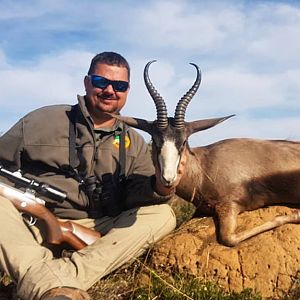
[159,139,180,184]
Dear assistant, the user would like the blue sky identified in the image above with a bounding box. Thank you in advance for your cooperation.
[1,0,300,145]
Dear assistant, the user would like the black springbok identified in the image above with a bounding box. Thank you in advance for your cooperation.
[114,61,300,247]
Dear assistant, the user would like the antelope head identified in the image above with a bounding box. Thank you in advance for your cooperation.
[112,61,234,187]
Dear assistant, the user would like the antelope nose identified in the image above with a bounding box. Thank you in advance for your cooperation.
[161,174,177,187]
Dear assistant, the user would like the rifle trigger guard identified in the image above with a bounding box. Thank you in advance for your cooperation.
[20,212,36,226]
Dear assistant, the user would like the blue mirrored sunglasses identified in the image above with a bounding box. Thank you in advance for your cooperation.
[90,75,129,92]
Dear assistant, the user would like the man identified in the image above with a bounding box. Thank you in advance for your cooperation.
[0,52,181,300]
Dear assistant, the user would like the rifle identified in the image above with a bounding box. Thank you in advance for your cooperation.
[0,165,101,250]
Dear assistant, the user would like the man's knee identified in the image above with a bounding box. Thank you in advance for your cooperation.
[139,204,176,235]
[156,203,176,221]
[157,203,176,230]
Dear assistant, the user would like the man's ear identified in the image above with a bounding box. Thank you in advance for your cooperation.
[84,75,89,90]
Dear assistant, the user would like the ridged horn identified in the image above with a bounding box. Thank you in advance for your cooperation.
[144,60,168,129]
[174,63,202,129]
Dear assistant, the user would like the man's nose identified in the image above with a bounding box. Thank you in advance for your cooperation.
[103,84,115,93]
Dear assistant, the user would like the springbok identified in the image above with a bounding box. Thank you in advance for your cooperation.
[114,61,300,247]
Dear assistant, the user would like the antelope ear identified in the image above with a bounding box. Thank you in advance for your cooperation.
[108,113,154,134]
[186,114,235,136]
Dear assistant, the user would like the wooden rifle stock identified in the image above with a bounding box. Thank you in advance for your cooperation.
[0,181,101,250]
[59,221,101,250]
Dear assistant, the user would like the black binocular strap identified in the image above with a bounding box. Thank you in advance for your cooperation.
[69,105,78,171]
[119,125,126,181]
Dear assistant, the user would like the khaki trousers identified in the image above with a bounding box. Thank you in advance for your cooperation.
[0,195,176,300]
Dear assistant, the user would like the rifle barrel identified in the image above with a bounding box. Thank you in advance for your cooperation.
[0,165,66,202]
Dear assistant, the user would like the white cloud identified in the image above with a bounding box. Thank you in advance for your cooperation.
[0,0,46,20]
[188,115,300,147]
[126,62,300,119]
[0,49,9,68]
[246,3,300,66]
[197,68,283,112]
[109,1,244,53]
[1,0,300,145]
[97,0,300,71]
[0,50,93,115]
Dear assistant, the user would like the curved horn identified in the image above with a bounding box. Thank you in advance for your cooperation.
[174,63,202,129]
[144,60,168,129]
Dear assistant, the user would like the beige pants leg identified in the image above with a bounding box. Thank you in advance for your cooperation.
[0,195,176,300]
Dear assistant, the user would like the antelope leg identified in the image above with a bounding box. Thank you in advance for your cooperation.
[217,206,300,247]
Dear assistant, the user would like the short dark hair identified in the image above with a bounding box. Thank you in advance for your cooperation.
[87,51,130,80]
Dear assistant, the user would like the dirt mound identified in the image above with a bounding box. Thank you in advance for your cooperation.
[150,206,300,299]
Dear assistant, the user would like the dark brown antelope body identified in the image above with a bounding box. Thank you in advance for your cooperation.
[113,61,300,247]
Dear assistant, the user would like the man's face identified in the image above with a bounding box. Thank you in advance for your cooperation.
[84,63,130,117]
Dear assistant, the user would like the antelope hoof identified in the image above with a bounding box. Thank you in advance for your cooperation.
[292,209,300,223]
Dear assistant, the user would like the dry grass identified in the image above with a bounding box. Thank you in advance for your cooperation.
[85,253,262,300]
